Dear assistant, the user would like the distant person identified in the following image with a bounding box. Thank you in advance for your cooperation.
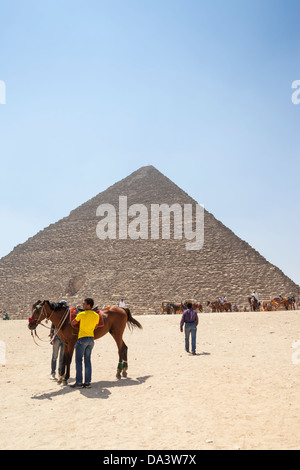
[252,291,259,302]
[49,323,64,380]
[180,302,199,355]
[70,298,99,388]
[119,299,126,308]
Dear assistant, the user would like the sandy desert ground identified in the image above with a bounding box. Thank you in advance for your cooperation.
[0,310,300,450]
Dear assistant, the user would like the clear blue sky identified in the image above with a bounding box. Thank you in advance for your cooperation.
[1,0,300,286]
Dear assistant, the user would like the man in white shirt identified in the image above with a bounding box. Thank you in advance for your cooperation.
[119,299,126,308]
[252,291,259,302]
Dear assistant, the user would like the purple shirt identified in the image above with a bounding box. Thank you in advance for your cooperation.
[180,308,199,329]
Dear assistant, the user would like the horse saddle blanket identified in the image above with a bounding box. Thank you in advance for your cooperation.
[70,307,104,328]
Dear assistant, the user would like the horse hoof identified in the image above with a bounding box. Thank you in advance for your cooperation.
[122,370,127,378]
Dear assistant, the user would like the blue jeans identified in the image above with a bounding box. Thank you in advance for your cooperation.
[184,322,197,353]
[51,336,64,375]
[75,337,94,384]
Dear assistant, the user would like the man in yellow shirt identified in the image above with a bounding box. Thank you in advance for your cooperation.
[70,298,99,388]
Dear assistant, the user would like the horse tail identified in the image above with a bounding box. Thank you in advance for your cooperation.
[124,308,142,331]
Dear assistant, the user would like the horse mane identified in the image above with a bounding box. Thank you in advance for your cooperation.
[45,300,68,311]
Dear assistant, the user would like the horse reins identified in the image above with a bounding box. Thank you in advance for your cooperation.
[30,302,70,346]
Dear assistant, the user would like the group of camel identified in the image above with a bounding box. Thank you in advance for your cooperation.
[161,299,232,314]
[161,295,297,314]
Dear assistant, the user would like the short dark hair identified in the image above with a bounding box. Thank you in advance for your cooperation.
[85,298,94,308]
[187,302,193,309]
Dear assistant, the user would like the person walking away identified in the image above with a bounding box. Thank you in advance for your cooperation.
[180,302,199,355]
[70,298,99,388]
[49,323,64,380]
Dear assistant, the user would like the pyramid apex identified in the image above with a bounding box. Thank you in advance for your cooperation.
[129,165,164,176]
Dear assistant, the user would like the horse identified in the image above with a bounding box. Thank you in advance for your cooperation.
[221,301,232,312]
[248,296,260,312]
[28,300,142,384]
[161,302,172,314]
[183,299,203,313]
[207,301,219,312]
[215,300,232,312]
[181,299,202,313]
[207,300,231,312]
[170,302,183,314]
[193,302,203,313]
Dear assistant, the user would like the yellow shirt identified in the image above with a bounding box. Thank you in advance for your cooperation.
[75,310,99,339]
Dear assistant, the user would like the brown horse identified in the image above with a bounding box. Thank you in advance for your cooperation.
[28,300,142,384]
[171,302,183,314]
[207,300,231,312]
[193,302,203,313]
[248,296,260,312]
[181,300,203,313]
[207,301,219,312]
[221,301,232,312]
[216,300,232,312]
[161,302,172,314]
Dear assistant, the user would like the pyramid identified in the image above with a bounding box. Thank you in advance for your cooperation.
[0,165,299,317]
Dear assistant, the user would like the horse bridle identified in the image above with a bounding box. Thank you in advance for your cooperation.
[29,301,69,345]
[31,302,52,325]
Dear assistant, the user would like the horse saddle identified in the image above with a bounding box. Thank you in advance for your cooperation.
[70,307,104,329]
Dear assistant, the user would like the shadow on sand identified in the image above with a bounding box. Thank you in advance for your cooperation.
[185,351,211,357]
[31,375,152,401]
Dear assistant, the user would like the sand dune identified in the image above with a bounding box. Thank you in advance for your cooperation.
[1,311,300,450]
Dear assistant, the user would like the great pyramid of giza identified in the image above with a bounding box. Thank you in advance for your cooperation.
[0,165,299,317]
